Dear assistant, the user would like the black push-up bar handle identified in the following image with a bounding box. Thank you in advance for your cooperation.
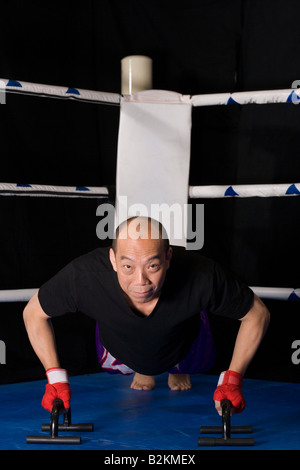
[197,436,255,446]
[26,434,81,444]
[198,399,255,447]
[41,401,94,433]
[26,398,93,444]
[222,399,231,439]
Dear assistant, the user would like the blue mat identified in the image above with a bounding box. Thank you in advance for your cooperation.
[1,372,300,451]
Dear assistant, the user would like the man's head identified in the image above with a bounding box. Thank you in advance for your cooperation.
[109,217,172,306]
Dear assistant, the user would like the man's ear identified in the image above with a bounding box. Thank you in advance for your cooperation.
[109,248,117,272]
[166,247,173,269]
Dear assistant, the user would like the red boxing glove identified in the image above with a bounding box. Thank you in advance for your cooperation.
[213,370,246,414]
[41,368,72,412]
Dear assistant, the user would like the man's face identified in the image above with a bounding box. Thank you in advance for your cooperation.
[109,235,172,306]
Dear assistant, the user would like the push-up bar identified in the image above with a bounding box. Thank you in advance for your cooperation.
[26,398,94,445]
[198,399,254,447]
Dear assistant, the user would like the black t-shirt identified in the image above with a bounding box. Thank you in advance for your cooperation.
[38,246,254,375]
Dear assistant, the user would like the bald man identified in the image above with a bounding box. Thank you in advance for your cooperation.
[23,217,270,416]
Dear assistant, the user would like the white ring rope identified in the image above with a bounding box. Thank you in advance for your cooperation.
[252,287,300,301]
[1,78,300,107]
[189,183,300,199]
[0,287,298,303]
[0,183,109,198]
[0,182,299,199]
[1,79,121,105]
[0,289,38,303]
[191,88,300,107]
[189,183,300,198]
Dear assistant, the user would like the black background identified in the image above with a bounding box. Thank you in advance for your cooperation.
[0,0,299,385]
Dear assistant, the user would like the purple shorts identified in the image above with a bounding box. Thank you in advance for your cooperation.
[95,310,216,375]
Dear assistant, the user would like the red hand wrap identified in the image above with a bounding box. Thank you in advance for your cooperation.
[213,370,246,414]
[41,368,72,412]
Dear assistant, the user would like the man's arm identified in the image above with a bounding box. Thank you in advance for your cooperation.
[214,294,270,414]
[23,291,72,412]
[228,294,270,376]
[23,291,60,370]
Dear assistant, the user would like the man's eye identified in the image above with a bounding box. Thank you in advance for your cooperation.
[149,264,160,270]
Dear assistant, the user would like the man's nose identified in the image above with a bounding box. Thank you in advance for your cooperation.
[135,269,149,284]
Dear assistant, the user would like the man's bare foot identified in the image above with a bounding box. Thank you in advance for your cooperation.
[130,373,156,390]
[168,373,192,391]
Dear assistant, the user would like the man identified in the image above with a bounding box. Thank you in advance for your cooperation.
[23,216,270,416]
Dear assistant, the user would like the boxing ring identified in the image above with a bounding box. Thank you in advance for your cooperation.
[0,76,299,451]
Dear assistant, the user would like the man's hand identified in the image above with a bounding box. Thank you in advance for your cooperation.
[213,370,245,415]
[42,368,72,412]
